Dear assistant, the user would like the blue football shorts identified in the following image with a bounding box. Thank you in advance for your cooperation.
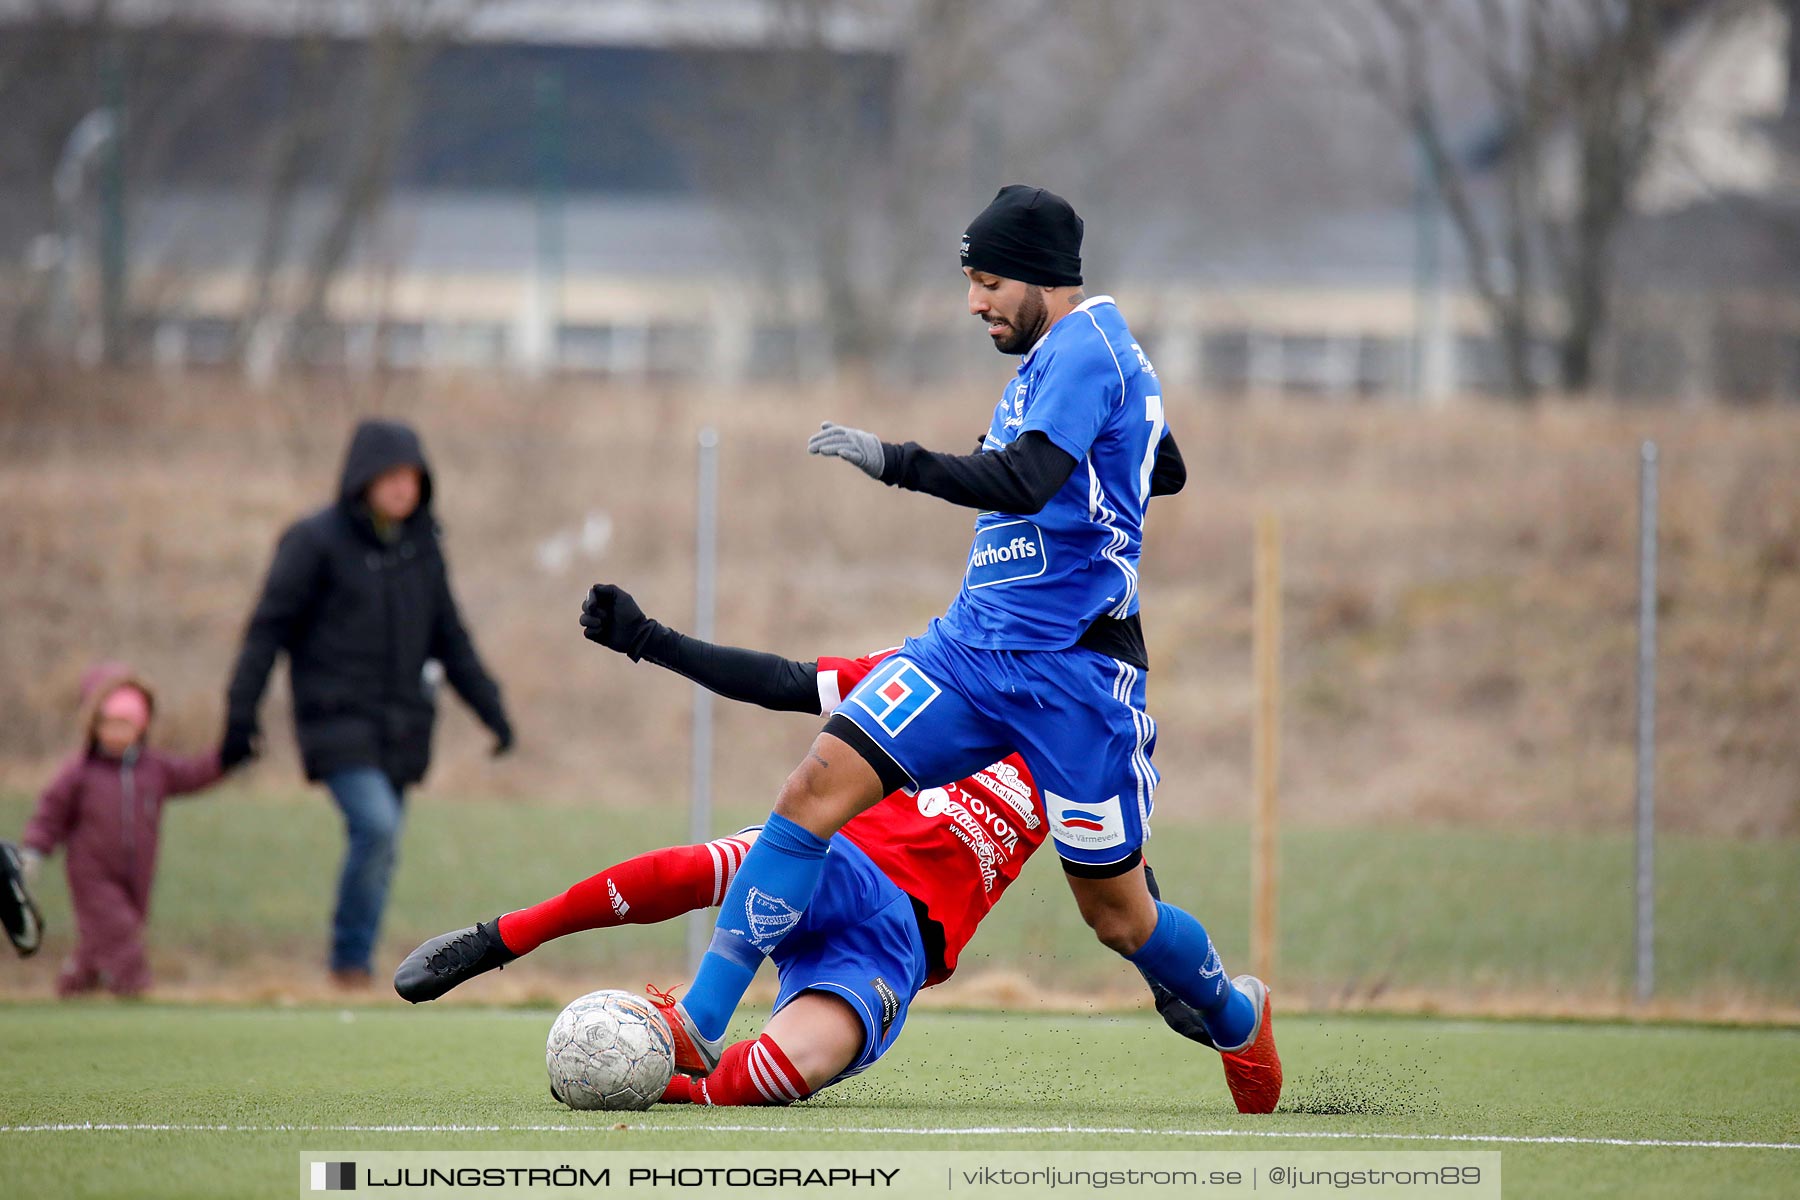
[832,618,1159,870]
[760,831,928,1085]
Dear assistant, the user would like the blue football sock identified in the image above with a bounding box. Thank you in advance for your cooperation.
[682,813,831,1041]
[1126,901,1258,1050]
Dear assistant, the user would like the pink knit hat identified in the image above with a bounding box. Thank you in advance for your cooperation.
[98,684,151,732]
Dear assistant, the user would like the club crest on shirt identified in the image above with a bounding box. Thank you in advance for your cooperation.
[1003,379,1027,429]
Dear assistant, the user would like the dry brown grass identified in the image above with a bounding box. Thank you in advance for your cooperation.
[2,368,1797,837]
[5,956,1794,1028]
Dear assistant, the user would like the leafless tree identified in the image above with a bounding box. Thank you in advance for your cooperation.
[233,28,335,362]
[668,0,1236,371]
[280,0,488,370]
[667,0,976,366]
[0,3,270,362]
[976,1,1259,271]
[1318,0,1763,398]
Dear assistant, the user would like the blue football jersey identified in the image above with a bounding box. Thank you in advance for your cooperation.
[938,297,1167,650]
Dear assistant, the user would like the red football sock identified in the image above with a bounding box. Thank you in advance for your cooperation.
[496,833,755,955]
[668,1035,812,1107]
[658,1075,699,1104]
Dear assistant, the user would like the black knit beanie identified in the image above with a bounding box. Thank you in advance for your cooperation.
[959,184,1084,287]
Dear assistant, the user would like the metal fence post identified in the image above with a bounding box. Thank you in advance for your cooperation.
[687,428,720,972]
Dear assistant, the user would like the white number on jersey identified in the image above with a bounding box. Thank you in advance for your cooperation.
[1137,394,1165,503]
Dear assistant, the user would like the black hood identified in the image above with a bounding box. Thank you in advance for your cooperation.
[337,419,434,512]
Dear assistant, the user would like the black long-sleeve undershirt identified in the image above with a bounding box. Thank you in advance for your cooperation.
[879,430,1075,514]
[878,430,1185,513]
[633,622,822,714]
[626,431,1182,693]
[1149,430,1186,497]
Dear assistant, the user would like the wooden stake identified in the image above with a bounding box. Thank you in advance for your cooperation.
[1252,512,1282,983]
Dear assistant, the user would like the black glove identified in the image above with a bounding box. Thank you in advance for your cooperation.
[220,722,258,770]
[579,583,658,659]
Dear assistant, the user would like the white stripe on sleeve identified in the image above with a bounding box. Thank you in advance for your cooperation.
[817,669,843,714]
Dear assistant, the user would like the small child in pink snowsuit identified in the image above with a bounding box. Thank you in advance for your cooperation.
[19,663,228,997]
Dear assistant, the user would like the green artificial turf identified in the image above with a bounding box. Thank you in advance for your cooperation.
[3,788,1794,1001]
[1,1005,1795,1199]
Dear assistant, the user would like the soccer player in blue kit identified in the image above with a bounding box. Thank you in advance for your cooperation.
[651,185,1282,1114]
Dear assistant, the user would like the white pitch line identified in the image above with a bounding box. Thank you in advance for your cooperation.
[1,1123,1795,1151]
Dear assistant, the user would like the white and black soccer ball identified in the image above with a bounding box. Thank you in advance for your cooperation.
[545,989,676,1111]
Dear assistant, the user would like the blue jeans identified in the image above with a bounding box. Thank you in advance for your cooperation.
[324,767,405,973]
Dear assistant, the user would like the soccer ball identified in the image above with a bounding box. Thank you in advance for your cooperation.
[545,989,677,1111]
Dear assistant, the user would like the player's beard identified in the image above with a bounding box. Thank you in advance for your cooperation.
[989,286,1048,355]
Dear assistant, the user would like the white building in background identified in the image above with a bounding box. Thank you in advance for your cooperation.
[7,0,1799,400]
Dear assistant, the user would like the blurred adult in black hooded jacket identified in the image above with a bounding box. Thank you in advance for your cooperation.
[223,419,513,985]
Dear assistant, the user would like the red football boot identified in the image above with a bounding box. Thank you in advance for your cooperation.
[645,985,725,1078]
[1219,974,1282,1114]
